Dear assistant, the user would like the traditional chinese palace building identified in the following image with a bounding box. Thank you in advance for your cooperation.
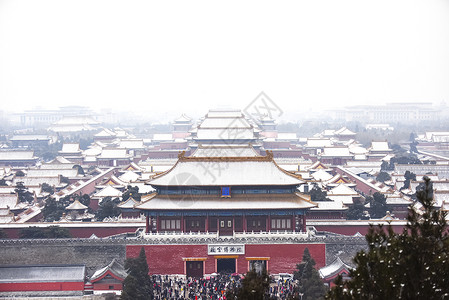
[132,145,323,277]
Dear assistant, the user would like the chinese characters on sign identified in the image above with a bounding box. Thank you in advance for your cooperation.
[208,244,245,255]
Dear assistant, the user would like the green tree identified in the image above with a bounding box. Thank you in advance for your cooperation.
[400,170,416,191]
[121,247,152,300]
[294,248,326,300]
[72,164,85,175]
[19,226,71,238]
[309,184,330,202]
[15,182,34,203]
[376,171,391,183]
[347,199,368,220]
[226,269,271,300]
[96,197,121,221]
[41,182,55,195]
[369,192,387,219]
[42,197,64,221]
[122,185,140,202]
[327,176,449,299]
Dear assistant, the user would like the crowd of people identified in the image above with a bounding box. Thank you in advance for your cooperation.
[150,274,298,299]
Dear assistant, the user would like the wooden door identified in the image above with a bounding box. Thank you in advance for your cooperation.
[219,217,233,236]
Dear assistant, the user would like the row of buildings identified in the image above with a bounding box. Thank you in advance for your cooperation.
[2,107,449,297]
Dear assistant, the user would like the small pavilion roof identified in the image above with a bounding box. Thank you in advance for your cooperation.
[328,184,359,196]
[66,199,88,210]
[90,259,127,282]
[334,127,356,136]
[118,171,140,183]
[311,169,334,182]
[117,197,140,209]
[319,257,352,279]
[174,114,192,123]
[93,186,123,198]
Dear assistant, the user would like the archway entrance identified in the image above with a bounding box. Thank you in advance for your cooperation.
[217,258,236,274]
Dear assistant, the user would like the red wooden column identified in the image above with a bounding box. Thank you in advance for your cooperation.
[267,214,271,232]
[156,215,160,232]
[205,215,209,232]
[145,216,150,233]
[181,215,184,232]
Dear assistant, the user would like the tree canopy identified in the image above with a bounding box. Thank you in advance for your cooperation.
[15,181,34,203]
[121,247,153,300]
[309,184,330,202]
[368,192,387,219]
[96,197,121,221]
[226,269,271,300]
[293,248,326,300]
[19,226,71,239]
[327,176,449,299]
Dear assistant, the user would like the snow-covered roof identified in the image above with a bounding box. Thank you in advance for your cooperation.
[137,192,315,211]
[12,176,61,187]
[0,265,86,283]
[174,114,192,123]
[26,169,79,178]
[276,133,298,140]
[10,135,50,141]
[334,127,356,136]
[319,257,352,279]
[91,259,127,282]
[118,171,140,183]
[348,145,368,155]
[152,134,173,141]
[305,138,333,148]
[60,143,81,153]
[311,199,347,210]
[311,169,334,182]
[327,195,356,205]
[148,155,304,187]
[191,145,260,158]
[370,141,392,152]
[206,109,243,118]
[0,193,18,210]
[321,147,352,157]
[196,128,256,140]
[66,199,88,210]
[98,148,130,159]
[117,197,139,209]
[93,186,123,198]
[328,184,359,196]
[198,116,252,129]
[118,139,145,149]
[0,151,36,160]
[95,128,116,137]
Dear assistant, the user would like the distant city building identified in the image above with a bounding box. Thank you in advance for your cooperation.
[330,102,440,123]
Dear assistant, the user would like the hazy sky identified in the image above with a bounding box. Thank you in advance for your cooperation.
[1,0,448,120]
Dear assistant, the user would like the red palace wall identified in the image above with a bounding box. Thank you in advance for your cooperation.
[126,243,326,275]
[0,282,84,292]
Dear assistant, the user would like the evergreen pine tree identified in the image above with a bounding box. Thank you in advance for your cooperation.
[369,192,387,219]
[327,176,449,299]
[294,248,326,300]
[226,269,271,300]
[121,247,153,300]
